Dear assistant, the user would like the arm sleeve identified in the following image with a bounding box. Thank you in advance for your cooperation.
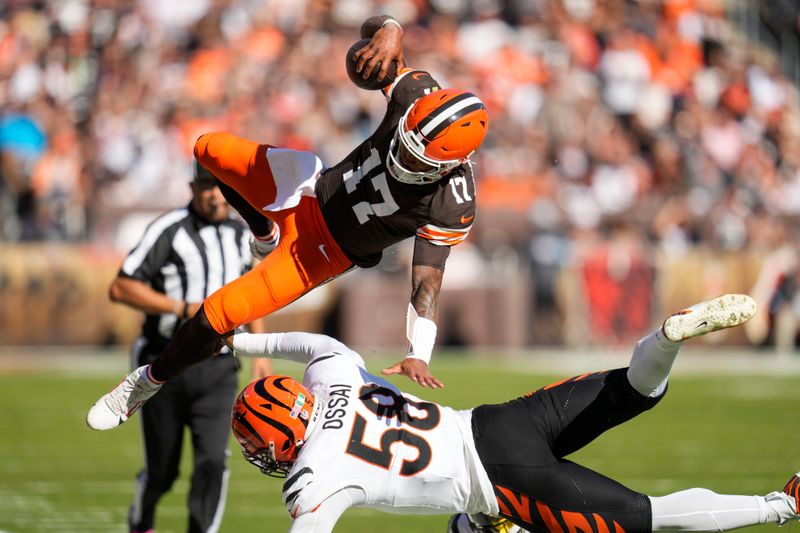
[232,332,364,367]
[412,236,451,269]
[413,170,476,268]
[288,487,365,533]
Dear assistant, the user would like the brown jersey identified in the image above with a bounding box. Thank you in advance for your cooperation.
[315,69,477,269]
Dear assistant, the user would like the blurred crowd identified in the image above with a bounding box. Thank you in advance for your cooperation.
[3,0,800,345]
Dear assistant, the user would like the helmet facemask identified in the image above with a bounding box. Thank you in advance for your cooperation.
[386,109,464,185]
[242,441,298,478]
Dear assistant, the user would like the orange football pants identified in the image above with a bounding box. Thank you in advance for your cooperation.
[194,132,353,334]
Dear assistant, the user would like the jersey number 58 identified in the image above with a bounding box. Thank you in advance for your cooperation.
[345,384,440,476]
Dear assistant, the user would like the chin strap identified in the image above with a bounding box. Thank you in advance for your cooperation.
[405,304,437,365]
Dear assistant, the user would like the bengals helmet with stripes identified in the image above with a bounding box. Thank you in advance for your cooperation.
[231,376,318,477]
[388,89,488,185]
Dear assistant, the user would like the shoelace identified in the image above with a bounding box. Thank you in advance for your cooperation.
[103,375,138,414]
[104,371,157,414]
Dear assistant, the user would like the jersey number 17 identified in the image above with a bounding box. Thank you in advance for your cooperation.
[342,150,399,225]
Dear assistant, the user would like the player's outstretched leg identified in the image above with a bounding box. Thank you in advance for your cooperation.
[87,305,224,431]
[447,513,524,533]
[627,294,756,398]
[86,365,163,431]
[661,293,756,342]
[649,471,800,530]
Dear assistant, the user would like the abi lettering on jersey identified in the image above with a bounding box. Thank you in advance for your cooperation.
[322,383,352,430]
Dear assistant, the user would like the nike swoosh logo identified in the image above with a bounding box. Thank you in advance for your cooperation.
[319,244,331,263]
[460,215,474,224]
[411,72,425,80]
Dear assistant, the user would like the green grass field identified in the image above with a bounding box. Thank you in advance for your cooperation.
[0,348,797,532]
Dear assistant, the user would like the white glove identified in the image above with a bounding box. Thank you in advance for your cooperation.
[249,225,280,261]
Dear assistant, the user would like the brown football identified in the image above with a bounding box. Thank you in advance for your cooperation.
[345,39,398,90]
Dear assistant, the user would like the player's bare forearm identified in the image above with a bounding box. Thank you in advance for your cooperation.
[355,16,405,79]
[381,265,445,388]
[109,276,185,316]
[410,264,443,321]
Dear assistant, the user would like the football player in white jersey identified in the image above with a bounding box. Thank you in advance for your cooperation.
[229,294,800,533]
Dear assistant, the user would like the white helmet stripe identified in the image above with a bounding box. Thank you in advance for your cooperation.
[419,96,483,138]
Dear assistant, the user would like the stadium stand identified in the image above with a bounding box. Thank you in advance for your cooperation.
[2,0,798,347]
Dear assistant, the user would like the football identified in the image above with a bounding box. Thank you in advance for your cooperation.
[345,38,397,90]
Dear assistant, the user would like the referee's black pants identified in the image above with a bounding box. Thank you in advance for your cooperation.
[128,341,239,533]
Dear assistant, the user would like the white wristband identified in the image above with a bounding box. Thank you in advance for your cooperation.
[381,18,402,30]
[405,304,436,365]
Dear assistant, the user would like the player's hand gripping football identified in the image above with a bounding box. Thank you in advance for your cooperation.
[353,22,405,82]
[382,358,444,389]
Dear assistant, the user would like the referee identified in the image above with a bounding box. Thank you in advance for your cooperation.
[108,163,275,533]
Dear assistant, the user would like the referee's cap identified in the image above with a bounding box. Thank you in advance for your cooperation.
[193,161,217,186]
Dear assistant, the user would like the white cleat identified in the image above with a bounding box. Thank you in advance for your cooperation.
[763,472,800,525]
[86,365,162,431]
[662,294,757,342]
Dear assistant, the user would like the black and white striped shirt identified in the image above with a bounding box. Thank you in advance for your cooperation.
[120,204,252,347]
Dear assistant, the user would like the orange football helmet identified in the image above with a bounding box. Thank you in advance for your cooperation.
[387,89,489,185]
[231,375,318,477]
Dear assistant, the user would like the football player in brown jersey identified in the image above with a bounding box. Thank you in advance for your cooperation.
[88,15,490,431]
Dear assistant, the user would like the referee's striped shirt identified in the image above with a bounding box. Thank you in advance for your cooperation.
[120,205,252,345]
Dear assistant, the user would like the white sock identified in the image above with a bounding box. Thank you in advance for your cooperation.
[650,488,786,531]
[626,329,681,398]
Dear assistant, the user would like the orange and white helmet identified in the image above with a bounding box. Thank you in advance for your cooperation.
[387,89,489,185]
[231,375,320,477]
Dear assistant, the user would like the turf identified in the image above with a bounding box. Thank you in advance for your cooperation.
[0,352,797,532]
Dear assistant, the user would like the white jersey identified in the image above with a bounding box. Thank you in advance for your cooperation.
[231,332,498,530]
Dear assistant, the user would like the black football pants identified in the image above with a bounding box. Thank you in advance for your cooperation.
[471,368,663,533]
[128,343,239,533]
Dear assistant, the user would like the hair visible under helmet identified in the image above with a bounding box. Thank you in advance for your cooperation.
[231,375,320,477]
[387,89,489,185]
